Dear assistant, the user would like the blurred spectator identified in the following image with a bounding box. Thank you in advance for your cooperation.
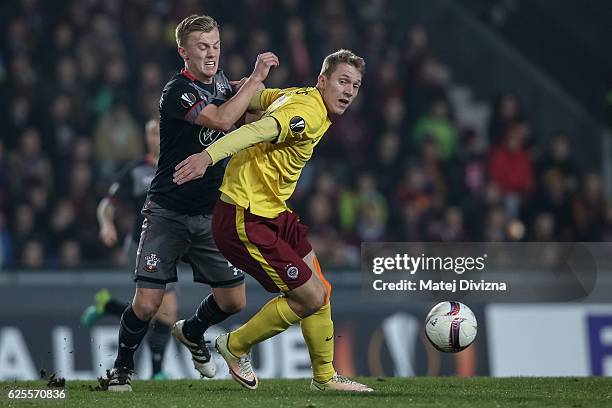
[21,239,44,269]
[8,128,53,195]
[355,173,388,241]
[488,92,524,145]
[137,62,163,121]
[0,141,9,208]
[413,99,457,161]
[48,199,78,244]
[438,207,467,241]
[405,55,448,122]
[49,94,80,162]
[286,17,311,84]
[59,240,82,268]
[372,132,402,195]
[51,22,75,57]
[529,213,557,241]
[603,201,612,241]
[537,132,579,193]
[12,204,38,249]
[7,94,33,140]
[483,206,508,242]
[447,129,487,205]
[572,173,606,240]
[462,182,502,240]
[94,103,143,176]
[0,212,14,268]
[363,21,389,71]
[488,122,534,217]
[307,192,338,261]
[381,96,406,132]
[402,24,431,81]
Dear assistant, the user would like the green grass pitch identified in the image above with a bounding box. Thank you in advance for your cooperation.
[2,377,612,407]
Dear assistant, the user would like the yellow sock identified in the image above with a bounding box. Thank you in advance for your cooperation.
[229,295,301,356]
[300,302,336,383]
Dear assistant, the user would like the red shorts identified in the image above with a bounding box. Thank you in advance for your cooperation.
[212,200,313,293]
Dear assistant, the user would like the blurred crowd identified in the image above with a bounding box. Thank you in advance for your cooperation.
[1,0,611,270]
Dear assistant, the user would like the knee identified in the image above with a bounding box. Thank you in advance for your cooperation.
[299,283,326,317]
[133,298,162,321]
[310,288,326,313]
[217,295,246,315]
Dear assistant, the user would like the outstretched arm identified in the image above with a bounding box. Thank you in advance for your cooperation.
[173,117,279,185]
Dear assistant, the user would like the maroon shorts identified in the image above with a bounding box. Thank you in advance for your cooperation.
[212,200,313,293]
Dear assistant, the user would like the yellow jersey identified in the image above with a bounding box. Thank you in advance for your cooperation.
[220,87,331,218]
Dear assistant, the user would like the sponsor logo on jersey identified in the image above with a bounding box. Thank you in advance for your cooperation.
[180,92,197,109]
[199,127,226,147]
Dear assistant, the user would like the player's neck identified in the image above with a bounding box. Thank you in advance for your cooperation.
[315,86,332,118]
[183,65,213,84]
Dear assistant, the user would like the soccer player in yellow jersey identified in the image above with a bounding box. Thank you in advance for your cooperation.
[173,49,372,392]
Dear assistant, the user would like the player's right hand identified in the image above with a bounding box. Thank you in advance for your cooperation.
[251,52,279,83]
[173,151,213,185]
[100,223,118,247]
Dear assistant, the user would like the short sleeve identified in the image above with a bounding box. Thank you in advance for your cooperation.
[162,84,207,124]
[258,88,285,110]
[267,93,324,144]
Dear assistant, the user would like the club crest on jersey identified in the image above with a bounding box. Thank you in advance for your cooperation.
[180,92,197,109]
[144,253,161,273]
[216,81,228,95]
[289,116,306,134]
[286,265,299,280]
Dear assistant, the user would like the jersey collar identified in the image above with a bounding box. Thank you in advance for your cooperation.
[180,68,198,82]
[181,67,217,87]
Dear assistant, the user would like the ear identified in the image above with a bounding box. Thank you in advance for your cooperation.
[316,74,326,89]
[178,46,187,60]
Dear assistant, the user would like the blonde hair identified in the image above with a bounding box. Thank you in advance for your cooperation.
[320,49,365,77]
[145,119,158,135]
[175,15,219,47]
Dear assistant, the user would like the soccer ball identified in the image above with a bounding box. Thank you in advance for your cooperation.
[424,301,477,352]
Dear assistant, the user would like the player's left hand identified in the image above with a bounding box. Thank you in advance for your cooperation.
[173,151,213,185]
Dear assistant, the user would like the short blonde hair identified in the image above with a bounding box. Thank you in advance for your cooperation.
[175,15,219,47]
[320,49,365,77]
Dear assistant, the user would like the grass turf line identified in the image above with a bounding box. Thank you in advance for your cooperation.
[1,377,612,408]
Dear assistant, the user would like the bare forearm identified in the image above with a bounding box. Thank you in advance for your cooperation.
[212,78,263,129]
[97,198,115,228]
